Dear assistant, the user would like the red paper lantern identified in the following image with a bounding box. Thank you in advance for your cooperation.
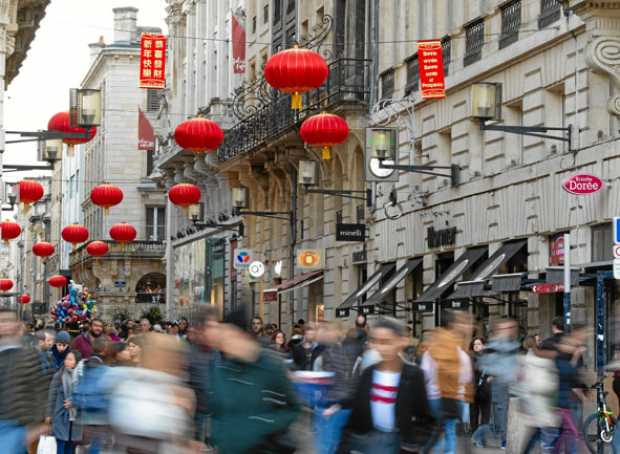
[299,113,349,160]
[0,221,21,242]
[168,183,201,209]
[32,242,55,258]
[86,240,109,257]
[109,223,137,243]
[264,47,329,110]
[18,180,44,211]
[61,224,89,246]
[174,117,224,153]
[91,184,124,214]
[19,293,31,305]
[48,275,68,288]
[0,279,14,292]
[48,111,97,146]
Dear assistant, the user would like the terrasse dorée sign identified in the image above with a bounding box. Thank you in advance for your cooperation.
[562,173,603,195]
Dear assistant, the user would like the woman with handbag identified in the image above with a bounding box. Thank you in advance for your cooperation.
[46,350,82,454]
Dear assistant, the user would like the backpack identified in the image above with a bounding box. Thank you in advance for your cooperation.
[72,358,111,425]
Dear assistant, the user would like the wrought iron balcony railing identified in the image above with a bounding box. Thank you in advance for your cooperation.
[70,240,165,267]
[538,0,562,29]
[135,291,166,304]
[217,58,370,163]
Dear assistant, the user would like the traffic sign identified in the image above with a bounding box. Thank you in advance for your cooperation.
[614,217,620,244]
[613,244,620,259]
[614,259,620,280]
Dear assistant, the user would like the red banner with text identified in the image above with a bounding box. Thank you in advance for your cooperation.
[232,14,246,75]
[417,40,446,99]
[138,108,155,151]
[139,34,167,89]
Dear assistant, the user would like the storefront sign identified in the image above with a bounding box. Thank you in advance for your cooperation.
[139,34,167,89]
[532,283,564,294]
[561,173,603,195]
[336,223,366,242]
[234,248,253,269]
[336,308,350,318]
[352,250,367,264]
[297,249,323,269]
[417,40,446,99]
[444,300,469,310]
[549,235,565,266]
[360,305,375,315]
[248,261,265,279]
[427,226,457,249]
[414,302,434,313]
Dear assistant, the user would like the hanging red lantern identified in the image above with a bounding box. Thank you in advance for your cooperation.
[18,180,44,212]
[32,242,55,258]
[174,117,224,153]
[109,223,137,244]
[1,221,21,242]
[61,224,89,248]
[299,113,349,160]
[48,275,68,288]
[86,240,109,257]
[264,47,329,110]
[91,184,124,215]
[48,111,97,155]
[168,183,201,214]
[0,279,14,292]
[19,293,31,305]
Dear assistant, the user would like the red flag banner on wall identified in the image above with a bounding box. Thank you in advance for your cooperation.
[232,14,246,74]
[139,34,167,89]
[138,108,155,151]
[417,40,446,99]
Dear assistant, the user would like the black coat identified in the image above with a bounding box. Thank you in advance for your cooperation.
[339,362,437,453]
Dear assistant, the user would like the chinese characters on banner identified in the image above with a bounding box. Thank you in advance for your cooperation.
[139,34,167,89]
[417,40,446,99]
[231,13,246,74]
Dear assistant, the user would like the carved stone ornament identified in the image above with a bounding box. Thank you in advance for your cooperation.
[586,36,620,115]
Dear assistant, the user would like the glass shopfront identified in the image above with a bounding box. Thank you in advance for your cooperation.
[173,239,207,309]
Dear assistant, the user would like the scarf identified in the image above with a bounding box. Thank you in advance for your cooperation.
[62,367,77,421]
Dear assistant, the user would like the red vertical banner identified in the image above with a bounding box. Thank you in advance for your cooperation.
[232,13,246,74]
[417,40,446,99]
[138,108,155,151]
[139,34,167,89]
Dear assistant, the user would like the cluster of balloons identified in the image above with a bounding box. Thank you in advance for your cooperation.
[50,281,97,325]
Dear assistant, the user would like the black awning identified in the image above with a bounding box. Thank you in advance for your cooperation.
[415,247,487,303]
[491,273,526,293]
[336,263,396,313]
[447,280,488,300]
[468,240,527,281]
[362,258,423,307]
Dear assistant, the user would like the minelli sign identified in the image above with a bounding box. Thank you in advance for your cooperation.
[562,173,603,195]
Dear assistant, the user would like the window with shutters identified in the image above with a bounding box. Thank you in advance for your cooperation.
[273,0,281,24]
[499,0,521,49]
[442,36,451,76]
[405,55,419,96]
[592,223,613,262]
[380,68,395,101]
[539,0,562,29]
[146,151,154,176]
[464,19,484,66]
[146,89,161,112]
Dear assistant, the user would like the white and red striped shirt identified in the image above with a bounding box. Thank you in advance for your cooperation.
[370,369,401,432]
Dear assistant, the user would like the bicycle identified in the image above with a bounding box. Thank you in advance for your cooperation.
[582,381,617,454]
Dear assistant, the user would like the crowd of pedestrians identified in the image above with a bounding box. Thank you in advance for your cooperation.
[0,304,607,453]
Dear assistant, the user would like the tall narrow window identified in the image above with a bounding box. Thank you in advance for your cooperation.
[273,0,281,24]
[146,89,161,112]
[146,151,154,176]
[380,68,395,101]
[405,54,419,96]
[539,0,561,29]
[464,19,484,66]
[146,207,166,241]
[252,16,256,34]
[499,0,521,49]
[263,4,269,24]
[441,36,451,76]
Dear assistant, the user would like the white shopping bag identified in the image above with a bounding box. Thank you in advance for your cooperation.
[36,436,57,454]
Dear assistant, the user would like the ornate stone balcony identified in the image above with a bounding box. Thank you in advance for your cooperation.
[69,240,165,268]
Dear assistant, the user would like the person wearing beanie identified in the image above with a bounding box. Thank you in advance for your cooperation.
[50,331,70,371]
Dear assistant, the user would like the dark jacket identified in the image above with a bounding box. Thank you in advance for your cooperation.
[47,368,82,442]
[72,333,93,359]
[187,343,213,417]
[339,363,437,452]
[51,345,70,370]
[209,349,301,453]
[317,343,358,405]
[292,341,324,371]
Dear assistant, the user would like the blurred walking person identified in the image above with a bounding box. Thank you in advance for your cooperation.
[470,337,491,431]
[47,350,83,454]
[208,306,301,453]
[472,318,520,450]
[313,321,358,454]
[338,317,436,454]
[293,322,324,371]
[421,311,473,454]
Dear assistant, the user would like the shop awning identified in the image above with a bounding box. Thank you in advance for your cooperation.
[263,270,324,301]
[362,258,423,308]
[491,272,527,293]
[447,240,527,300]
[335,263,396,317]
[415,247,487,303]
[546,266,580,286]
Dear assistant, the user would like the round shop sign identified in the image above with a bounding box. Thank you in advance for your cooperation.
[562,173,603,195]
[248,261,265,279]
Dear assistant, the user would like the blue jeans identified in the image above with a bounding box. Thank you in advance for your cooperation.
[428,398,459,454]
[313,407,352,454]
[56,439,76,454]
[0,420,27,454]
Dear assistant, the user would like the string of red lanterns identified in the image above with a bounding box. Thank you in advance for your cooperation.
[1,221,21,243]
[18,180,44,213]
[109,223,137,244]
[300,113,349,161]
[168,183,201,215]
[174,117,224,153]
[62,224,89,249]
[48,275,68,288]
[32,242,55,259]
[86,241,109,257]
[91,184,124,215]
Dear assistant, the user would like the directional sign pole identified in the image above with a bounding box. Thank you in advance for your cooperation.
[563,233,571,331]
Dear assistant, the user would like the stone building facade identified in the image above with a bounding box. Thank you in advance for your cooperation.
[67,7,167,320]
